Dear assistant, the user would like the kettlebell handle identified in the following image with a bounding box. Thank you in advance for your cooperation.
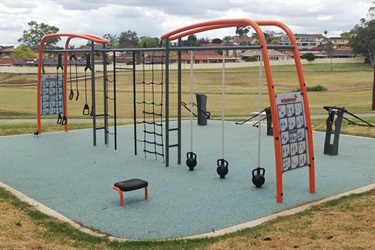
[217,159,228,167]
[252,167,265,177]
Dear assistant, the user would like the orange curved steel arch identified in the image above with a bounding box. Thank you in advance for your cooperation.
[37,33,108,134]
[161,18,315,202]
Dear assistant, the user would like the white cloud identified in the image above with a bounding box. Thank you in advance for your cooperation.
[0,0,372,46]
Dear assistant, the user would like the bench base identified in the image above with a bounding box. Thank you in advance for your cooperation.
[113,179,148,206]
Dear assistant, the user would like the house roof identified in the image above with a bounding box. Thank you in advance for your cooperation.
[0,46,15,53]
[232,37,255,44]
[294,34,325,39]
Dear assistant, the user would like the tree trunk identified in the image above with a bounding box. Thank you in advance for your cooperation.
[372,66,375,110]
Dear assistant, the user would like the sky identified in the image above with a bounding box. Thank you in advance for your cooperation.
[0,0,373,47]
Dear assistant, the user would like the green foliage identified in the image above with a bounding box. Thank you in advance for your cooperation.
[222,36,232,45]
[269,39,279,44]
[232,49,238,58]
[325,40,335,57]
[137,36,160,48]
[293,84,327,92]
[236,26,250,37]
[103,33,119,48]
[302,53,315,61]
[349,3,375,67]
[307,85,327,91]
[211,38,223,44]
[118,30,139,48]
[245,56,257,62]
[17,20,60,50]
[182,34,200,46]
[13,45,37,59]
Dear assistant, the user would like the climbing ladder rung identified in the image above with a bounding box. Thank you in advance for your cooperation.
[168,128,179,132]
[168,144,179,148]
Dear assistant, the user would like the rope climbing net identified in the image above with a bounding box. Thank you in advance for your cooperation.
[135,52,165,160]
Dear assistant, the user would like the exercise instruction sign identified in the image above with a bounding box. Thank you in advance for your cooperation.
[40,75,64,116]
[276,92,309,172]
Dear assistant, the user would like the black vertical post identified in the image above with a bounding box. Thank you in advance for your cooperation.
[103,44,108,145]
[91,42,96,146]
[196,94,208,126]
[324,106,345,156]
[177,38,182,165]
[133,51,137,155]
[165,38,170,167]
[265,107,273,136]
[112,51,117,150]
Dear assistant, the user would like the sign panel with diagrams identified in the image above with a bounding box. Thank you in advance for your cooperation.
[40,75,64,116]
[276,92,309,172]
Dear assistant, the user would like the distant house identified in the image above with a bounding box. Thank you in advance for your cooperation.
[240,49,288,61]
[279,34,325,50]
[0,46,14,57]
[328,37,350,48]
[331,46,356,58]
[0,46,16,66]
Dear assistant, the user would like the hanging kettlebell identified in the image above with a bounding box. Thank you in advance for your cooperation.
[216,159,229,179]
[186,152,197,171]
[252,168,265,188]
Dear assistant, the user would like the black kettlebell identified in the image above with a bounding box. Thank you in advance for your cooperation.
[186,152,197,171]
[252,168,265,188]
[216,159,229,179]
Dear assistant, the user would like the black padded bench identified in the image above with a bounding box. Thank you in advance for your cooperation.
[112,179,148,206]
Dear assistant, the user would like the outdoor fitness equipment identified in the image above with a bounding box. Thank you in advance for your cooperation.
[216,51,229,179]
[68,53,79,101]
[323,106,374,155]
[235,107,273,136]
[56,53,67,125]
[186,51,197,171]
[251,52,265,188]
[36,18,316,203]
[83,53,91,115]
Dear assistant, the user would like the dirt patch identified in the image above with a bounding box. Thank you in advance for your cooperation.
[0,110,28,117]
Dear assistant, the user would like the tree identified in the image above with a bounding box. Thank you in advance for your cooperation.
[349,2,375,109]
[103,33,119,48]
[118,30,139,48]
[137,36,160,48]
[211,38,222,44]
[183,34,200,46]
[17,21,60,51]
[236,26,250,37]
[222,36,232,46]
[340,31,352,39]
[325,39,335,70]
[13,45,37,59]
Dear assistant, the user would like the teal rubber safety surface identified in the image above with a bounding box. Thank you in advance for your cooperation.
[1,121,374,240]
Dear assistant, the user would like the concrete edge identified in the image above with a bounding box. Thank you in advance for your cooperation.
[1,181,374,242]
[182,183,375,240]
